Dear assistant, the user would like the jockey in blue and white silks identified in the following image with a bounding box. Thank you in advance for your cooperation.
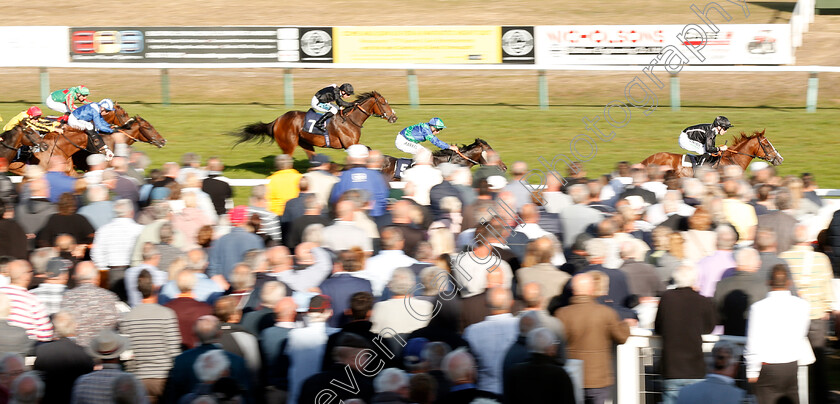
[68,99,115,160]
[395,117,458,156]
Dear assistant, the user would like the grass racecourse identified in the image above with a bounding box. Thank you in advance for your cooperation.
[1,100,836,205]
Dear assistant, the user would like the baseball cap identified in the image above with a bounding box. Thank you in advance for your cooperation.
[346,144,370,160]
[310,154,331,168]
[45,257,72,278]
[228,205,249,225]
[487,175,507,190]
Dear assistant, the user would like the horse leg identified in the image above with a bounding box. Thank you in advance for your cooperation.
[298,140,316,160]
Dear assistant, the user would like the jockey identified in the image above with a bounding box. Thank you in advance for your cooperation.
[3,106,62,135]
[68,99,116,160]
[311,83,355,131]
[395,117,458,156]
[679,115,732,166]
[45,85,90,114]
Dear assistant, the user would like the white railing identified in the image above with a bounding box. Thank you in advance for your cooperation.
[791,0,816,48]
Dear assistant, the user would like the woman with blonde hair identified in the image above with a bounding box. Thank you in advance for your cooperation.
[681,206,716,264]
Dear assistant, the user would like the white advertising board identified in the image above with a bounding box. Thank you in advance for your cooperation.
[535,24,791,65]
[0,27,68,67]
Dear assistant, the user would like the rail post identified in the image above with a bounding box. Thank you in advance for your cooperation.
[538,70,549,110]
[39,68,49,103]
[284,68,294,108]
[806,72,818,113]
[407,69,420,108]
[670,73,681,112]
[161,68,170,107]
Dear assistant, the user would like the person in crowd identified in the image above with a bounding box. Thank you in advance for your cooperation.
[163,315,252,403]
[36,191,95,248]
[745,266,810,403]
[158,249,224,306]
[0,203,27,260]
[504,327,575,403]
[462,287,519,395]
[757,187,798,253]
[60,260,119,347]
[676,340,746,403]
[556,272,630,404]
[0,259,53,341]
[302,153,338,209]
[559,184,604,248]
[0,293,32,357]
[206,205,263,289]
[655,265,717,404]
[29,257,71,316]
[713,248,768,336]
[359,226,418,297]
[779,223,836,402]
[164,269,214,350]
[246,184,281,246]
[284,294,337,404]
[8,371,44,404]
[240,280,284,337]
[120,269,182,402]
[259,296,297,382]
[330,144,390,219]
[299,332,376,404]
[32,311,93,404]
[77,184,114,230]
[372,268,433,335]
[274,242,333,293]
[0,353,25,404]
[319,248,373,328]
[754,228,790,283]
[402,148,444,207]
[70,330,147,403]
[91,199,144,297]
[322,199,373,254]
[370,368,412,404]
[516,237,571,302]
[266,154,301,217]
[124,243,167,307]
[201,156,232,216]
[695,225,738,297]
[438,348,500,404]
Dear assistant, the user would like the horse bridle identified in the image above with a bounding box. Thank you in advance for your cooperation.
[0,127,41,152]
[115,117,152,144]
[726,136,775,163]
[346,95,392,128]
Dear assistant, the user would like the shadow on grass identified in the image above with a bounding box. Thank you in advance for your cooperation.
[226,154,314,177]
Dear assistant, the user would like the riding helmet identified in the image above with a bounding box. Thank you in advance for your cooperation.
[713,116,733,129]
[428,117,446,129]
[77,86,90,96]
[26,106,42,117]
[339,83,354,95]
[98,99,115,111]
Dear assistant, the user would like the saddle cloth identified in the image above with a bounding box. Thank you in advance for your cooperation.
[303,109,331,137]
[394,158,413,180]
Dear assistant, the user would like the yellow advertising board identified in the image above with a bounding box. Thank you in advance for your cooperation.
[334,26,501,64]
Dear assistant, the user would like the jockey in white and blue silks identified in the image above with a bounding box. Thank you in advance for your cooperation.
[395,117,458,156]
[69,99,115,160]
[310,83,355,131]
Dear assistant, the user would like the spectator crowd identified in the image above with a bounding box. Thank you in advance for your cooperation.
[0,144,839,404]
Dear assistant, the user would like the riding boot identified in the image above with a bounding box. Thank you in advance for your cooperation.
[314,112,333,131]
[696,153,710,166]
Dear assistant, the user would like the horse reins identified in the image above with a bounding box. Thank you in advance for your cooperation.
[453,149,480,165]
[346,96,392,128]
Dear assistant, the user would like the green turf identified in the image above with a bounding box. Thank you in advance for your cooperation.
[2,102,837,203]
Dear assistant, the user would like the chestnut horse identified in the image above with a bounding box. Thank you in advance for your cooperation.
[641,130,783,177]
[34,116,166,175]
[1,125,48,174]
[232,91,397,159]
[381,138,508,180]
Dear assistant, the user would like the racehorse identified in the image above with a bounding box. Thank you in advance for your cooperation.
[640,130,783,177]
[0,125,48,174]
[381,138,507,180]
[232,91,397,159]
[35,116,166,175]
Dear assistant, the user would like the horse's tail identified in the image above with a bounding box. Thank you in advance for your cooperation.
[231,121,274,147]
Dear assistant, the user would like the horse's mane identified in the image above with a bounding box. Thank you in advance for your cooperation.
[731,130,765,145]
[353,91,379,103]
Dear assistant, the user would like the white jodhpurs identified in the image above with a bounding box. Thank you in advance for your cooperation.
[678,132,706,154]
[310,96,338,114]
[68,114,94,131]
[45,97,69,114]
[395,135,429,155]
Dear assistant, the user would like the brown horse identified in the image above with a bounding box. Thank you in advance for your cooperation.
[381,138,508,180]
[35,116,166,175]
[232,91,397,159]
[641,130,783,177]
[1,125,48,174]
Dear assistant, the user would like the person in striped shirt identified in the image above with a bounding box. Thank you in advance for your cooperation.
[0,260,53,341]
